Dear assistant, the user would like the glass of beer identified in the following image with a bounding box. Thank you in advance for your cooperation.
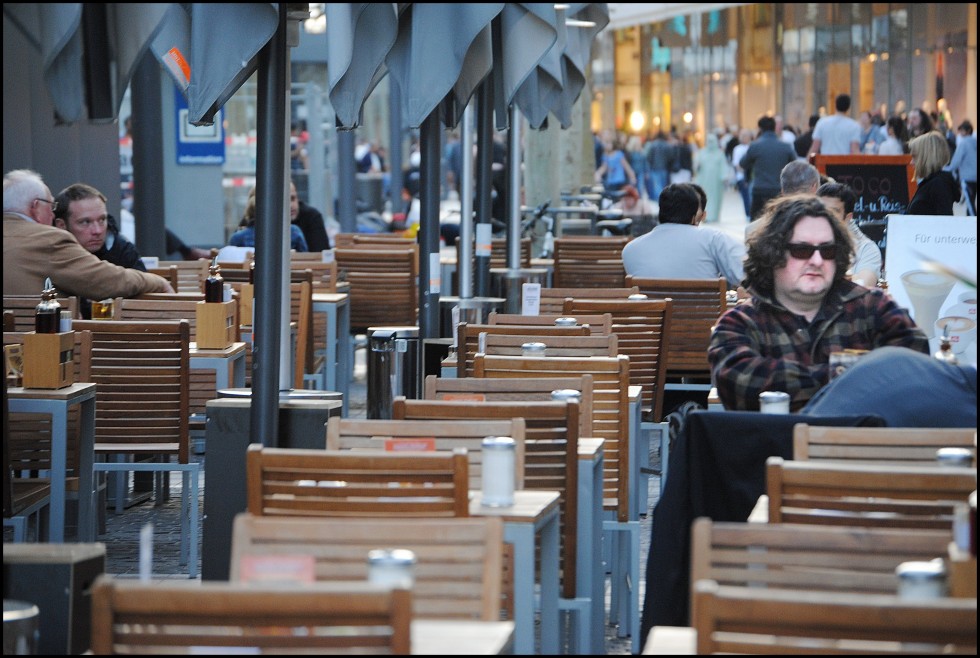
[91,298,114,320]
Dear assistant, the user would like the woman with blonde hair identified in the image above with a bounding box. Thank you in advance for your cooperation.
[906,130,959,215]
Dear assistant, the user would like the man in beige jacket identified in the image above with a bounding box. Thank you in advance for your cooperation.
[3,169,173,299]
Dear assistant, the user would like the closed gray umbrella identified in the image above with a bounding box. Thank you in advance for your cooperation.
[326,3,398,129]
[493,3,558,129]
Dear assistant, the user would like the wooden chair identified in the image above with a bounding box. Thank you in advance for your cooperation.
[488,311,614,335]
[454,236,532,292]
[145,265,179,290]
[90,575,412,655]
[3,376,50,542]
[393,398,581,601]
[473,353,641,643]
[455,322,590,378]
[424,373,595,438]
[71,319,199,576]
[689,518,953,625]
[537,286,638,315]
[114,295,240,422]
[793,424,977,465]
[334,246,418,333]
[246,444,470,518]
[691,578,976,655]
[325,417,527,492]
[153,259,209,293]
[625,276,727,386]
[230,512,505,621]
[334,233,418,248]
[4,295,79,328]
[766,456,977,530]
[563,297,672,423]
[552,236,630,288]
[481,332,619,359]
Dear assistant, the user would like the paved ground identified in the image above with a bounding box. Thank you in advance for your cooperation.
[15,187,755,653]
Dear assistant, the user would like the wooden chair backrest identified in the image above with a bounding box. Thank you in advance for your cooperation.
[424,373,595,438]
[689,518,953,624]
[793,424,977,465]
[691,579,976,655]
[154,259,209,293]
[335,246,419,331]
[230,513,505,621]
[335,233,418,248]
[552,236,630,288]
[90,575,412,655]
[625,276,727,379]
[563,297,673,422]
[488,311,614,335]
[246,444,470,518]
[456,236,532,271]
[766,456,977,530]
[481,332,619,359]
[455,322,589,378]
[3,295,79,328]
[392,398,581,600]
[71,319,191,464]
[145,265,180,290]
[326,417,527,492]
[474,353,631,522]
[537,286,639,315]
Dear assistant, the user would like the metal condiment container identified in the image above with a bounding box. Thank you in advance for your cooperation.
[368,548,416,589]
[935,447,974,467]
[481,436,516,507]
[554,317,577,327]
[758,391,790,414]
[627,293,648,300]
[895,559,947,600]
[521,341,547,357]
[551,389,582,404]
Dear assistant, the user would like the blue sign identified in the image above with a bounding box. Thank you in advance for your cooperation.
[174,86,225,165]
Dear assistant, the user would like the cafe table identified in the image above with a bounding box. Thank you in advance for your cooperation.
[470,489,560,655]
[189,341,247,390]
[7,383,97,543]
[577,437,606,654]
[412,619,515,655]
[310,291,351,414]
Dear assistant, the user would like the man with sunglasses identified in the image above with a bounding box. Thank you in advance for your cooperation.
[3,168,172,299]
[708,194,928,411]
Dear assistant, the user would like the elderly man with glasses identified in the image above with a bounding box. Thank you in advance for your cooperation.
[707,194,929,411]
[3,168,172,300]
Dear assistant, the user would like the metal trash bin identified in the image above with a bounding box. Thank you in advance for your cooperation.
[367,326,421,419]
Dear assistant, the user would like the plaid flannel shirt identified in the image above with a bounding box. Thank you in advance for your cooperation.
[708,279,929,411]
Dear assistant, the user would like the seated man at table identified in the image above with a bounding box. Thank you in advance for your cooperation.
[708,194,928,411]
[815,181,881,288]
[621,182,745,289]
[3,168,173,299]
[54,183,147,318]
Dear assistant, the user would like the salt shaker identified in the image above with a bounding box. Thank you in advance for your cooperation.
[368,548,416,589]
[895,559,947,600]
[522,342,547,357]
[758,391,790,414]
[554,317,577,327]
[481,436,516,507]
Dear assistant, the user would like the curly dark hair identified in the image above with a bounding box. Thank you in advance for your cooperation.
[744,194,853,297]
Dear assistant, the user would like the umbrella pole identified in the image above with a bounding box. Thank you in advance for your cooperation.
[418,110,442,339]
[458,105,475,300]
[505,104,523,312]
[474,80,494,298]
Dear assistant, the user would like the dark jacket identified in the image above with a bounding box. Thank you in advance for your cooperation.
[292,201,331,251]
[94,231,146,271]
[740,131,798,192]
[907,170,960,215]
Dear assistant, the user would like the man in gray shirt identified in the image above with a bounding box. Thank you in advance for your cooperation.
[808,94,862,156]
[622,183,745,289]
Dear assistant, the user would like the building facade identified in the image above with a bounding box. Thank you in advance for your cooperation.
[594,3,977,142]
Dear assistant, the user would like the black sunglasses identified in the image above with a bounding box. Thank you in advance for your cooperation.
[786,242,837,260]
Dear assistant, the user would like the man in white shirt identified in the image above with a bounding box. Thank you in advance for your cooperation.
[808,94,862,156]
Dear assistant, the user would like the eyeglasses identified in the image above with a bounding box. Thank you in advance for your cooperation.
[786,242,837,260]
[74,216,108,230]
[34,198,59,212]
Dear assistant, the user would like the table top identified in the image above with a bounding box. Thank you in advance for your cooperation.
[7,381,96,401]
[411,619,514,655]
[190,341,246,356]
[469,489,560,521]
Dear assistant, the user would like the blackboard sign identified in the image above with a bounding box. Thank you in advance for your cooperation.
[813,155,917,258]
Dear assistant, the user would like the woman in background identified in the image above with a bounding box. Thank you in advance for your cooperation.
[694,133,728,223]
[906,130,958,215]
[877,115,908,155]
[229,186,309,252]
